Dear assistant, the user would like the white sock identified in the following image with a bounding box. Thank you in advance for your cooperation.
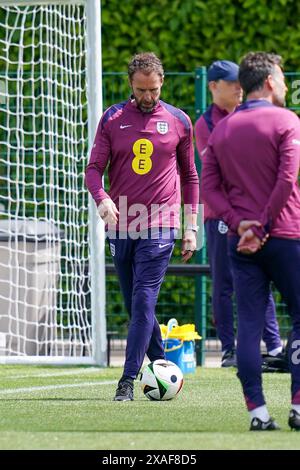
[267,346,282,356]
[249,405,270,422]
[291,404,300,414]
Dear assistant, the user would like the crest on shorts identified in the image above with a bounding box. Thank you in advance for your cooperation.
[157,121,169,135]
[218,221,228,234]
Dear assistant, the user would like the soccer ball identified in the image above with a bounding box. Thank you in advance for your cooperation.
[140,359,184,401]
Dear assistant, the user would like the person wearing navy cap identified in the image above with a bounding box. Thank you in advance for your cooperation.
[201,51,300,431]
[207,60,240,81]
[195,59,283,368]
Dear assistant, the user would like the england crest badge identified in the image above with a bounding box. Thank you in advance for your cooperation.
[218,221,228,234]
[156,121,169,135]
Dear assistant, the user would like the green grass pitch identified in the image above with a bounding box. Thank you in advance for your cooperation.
[0,365,299,450]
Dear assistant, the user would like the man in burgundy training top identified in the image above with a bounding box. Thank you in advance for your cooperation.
[201,51,300,431]
[195,60,283,369]
[85,52,199,401]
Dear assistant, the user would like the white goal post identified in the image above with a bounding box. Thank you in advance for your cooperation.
[0,0,106,365]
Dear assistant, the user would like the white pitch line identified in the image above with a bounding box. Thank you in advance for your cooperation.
[2,367,103,380]
[0,380,117,395]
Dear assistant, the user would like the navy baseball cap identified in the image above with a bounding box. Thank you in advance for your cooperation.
[207,60,239,82]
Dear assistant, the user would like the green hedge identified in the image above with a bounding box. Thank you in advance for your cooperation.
[102,0,300,72]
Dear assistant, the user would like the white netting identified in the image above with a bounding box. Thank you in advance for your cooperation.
[0,4,93,362]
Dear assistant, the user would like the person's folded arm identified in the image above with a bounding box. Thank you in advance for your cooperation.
[85,116,111,206]
[259,117,300,237]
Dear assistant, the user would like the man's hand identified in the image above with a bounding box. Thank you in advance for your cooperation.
[237,219,269,254]
[181,229,197,263]
[97,198,119,224]
[237,228,262,254]
[237,220,262,237]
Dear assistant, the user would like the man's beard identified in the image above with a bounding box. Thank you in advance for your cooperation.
[134,95,158,113]
[273,94,285,107]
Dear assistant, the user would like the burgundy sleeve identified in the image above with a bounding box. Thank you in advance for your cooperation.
[201,137,241,231]
[194,116,211,161]
[259,114,300,236]
[85,116,111,206]
[176,114,199,213]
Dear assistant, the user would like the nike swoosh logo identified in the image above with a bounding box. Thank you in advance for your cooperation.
[158,243,170,249]
[120,124,132,129]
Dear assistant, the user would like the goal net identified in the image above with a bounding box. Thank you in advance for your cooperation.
[0,0,105,364]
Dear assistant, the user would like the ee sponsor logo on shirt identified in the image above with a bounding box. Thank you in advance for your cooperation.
[132,138,153,175]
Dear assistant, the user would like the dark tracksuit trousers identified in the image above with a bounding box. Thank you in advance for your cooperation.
[205,219,282,353]
[107,229,175,379]
[228,236,300,410]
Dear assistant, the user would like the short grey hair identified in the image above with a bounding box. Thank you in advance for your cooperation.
[128,52,164,81]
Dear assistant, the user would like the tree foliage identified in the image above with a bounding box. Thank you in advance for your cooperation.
[101,0,300,72]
